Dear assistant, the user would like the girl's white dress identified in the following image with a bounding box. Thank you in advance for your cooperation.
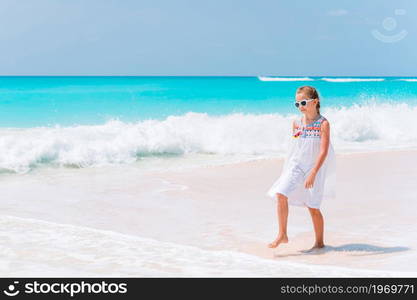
[266,114,336,209]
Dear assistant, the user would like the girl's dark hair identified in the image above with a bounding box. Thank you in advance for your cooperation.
[296,86,320,114]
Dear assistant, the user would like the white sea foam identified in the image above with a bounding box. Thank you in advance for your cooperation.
[258,76,314,81]
[1,101,417,173]
[321,78,385,82]
[396,78,417,82]
[0,215,413,277]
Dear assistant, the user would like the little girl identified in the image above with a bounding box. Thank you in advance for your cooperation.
[266,86,336,252]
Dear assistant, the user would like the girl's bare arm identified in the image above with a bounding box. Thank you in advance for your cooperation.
[311,120,330,175]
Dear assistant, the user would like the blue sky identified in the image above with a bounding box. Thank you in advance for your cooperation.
[0,0,415,76]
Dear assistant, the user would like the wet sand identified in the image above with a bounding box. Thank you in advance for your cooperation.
[0,150,416,276]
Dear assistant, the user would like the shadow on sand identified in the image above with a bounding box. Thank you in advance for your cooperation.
[273,243,410,258]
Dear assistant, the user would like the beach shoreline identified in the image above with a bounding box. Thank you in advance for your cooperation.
[1,149,416,276]
[151,149,417,271]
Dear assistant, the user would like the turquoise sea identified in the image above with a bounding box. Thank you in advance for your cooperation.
[1,76,417,173]
[1,76,417,127]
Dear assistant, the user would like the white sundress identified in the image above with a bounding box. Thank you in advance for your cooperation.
[266,114,337,209]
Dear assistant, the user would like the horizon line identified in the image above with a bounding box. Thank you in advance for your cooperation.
[0,75,416,78]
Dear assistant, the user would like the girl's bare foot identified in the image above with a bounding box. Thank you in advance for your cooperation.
[268,235,289,248]
[300,242,325,253]
[312,242,325,249]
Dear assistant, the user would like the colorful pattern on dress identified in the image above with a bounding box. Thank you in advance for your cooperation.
[293,116,324,139]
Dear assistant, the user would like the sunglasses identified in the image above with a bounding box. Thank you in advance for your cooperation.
[294,98,315,108]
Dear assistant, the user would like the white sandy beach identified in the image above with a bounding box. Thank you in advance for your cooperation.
[1,150,416,277]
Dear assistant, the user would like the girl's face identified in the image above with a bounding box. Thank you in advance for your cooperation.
[295,93,318,113]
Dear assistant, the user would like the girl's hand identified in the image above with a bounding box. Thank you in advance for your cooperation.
[293,130,302,138]
[304,172,316,189]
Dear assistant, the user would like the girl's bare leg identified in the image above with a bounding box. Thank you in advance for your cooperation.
[268,193,289,248]
[307,207,325,249]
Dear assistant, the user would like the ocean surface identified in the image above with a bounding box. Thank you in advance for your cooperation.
[1,76,417,174]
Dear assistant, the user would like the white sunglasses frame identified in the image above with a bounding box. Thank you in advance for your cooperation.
[294,98,315,108]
